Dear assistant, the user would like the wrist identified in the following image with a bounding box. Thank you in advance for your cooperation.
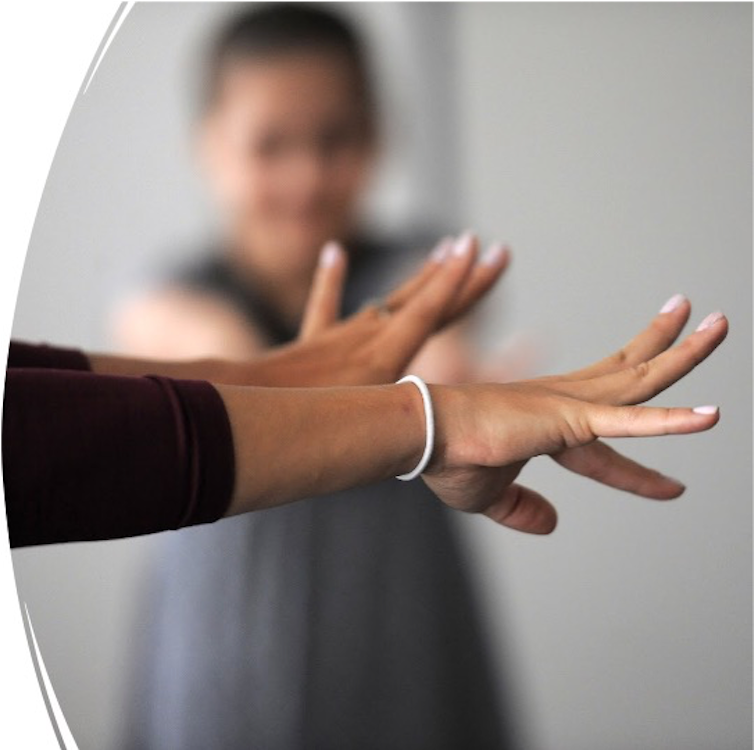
[393,382,430,476]
[222,382,431,515]
[422,383,463,475]
[393,376,435,480]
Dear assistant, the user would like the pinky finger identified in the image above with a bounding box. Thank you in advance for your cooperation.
[588,403,720,438]
[483,483,558,534]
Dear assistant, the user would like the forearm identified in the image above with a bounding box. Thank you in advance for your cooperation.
[88,348,315,386]
[218,382,427,515]
[87,352,251,383]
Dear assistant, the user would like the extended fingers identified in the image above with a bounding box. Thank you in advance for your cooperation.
[378,234,480,363]
[552,294,692,382]
[441,241,511,325]
[587,402,720,438]
[554,441,685,499]
[559,311,728,405]
[299,242,348,341]
[482,483,558,534]
[385,235,510,323]
[384,237,454,311]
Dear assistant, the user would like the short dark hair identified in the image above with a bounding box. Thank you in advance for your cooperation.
[203,3,374,123]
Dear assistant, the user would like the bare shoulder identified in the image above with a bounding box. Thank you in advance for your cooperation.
[111,287,265,359]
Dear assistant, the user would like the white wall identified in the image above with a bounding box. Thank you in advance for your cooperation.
[10,4,751,750]
[455,4,751,750]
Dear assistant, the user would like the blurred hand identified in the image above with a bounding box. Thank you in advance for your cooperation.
[250,233,511,387]
[423,297,728,534]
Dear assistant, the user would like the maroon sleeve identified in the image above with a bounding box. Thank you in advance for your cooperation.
[8,341,91,371]
[2,369,236,547]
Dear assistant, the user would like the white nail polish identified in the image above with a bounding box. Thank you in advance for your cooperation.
[659,293,686,314]
[320,241,340,267]
[453,232,474,257]
[695,311,724,332]
[481,242,509,266]
[693,405,719,415]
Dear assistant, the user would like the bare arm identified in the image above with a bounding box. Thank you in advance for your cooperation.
[220,296,726,530]
[219,382,425,513]
[90,236,509,387]
[112,287,266,361]
[5,293,726,545]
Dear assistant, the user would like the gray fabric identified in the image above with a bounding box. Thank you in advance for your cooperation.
[122,238,513,749]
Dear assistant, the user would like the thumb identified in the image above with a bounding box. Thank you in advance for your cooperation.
[482,483,558,534]
[299,241,348,341]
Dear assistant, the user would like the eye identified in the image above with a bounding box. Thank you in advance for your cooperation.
[318,122,363,157]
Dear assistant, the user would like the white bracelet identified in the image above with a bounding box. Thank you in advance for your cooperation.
[395,375,435,481]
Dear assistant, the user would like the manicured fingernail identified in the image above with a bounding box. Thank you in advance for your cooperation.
[430,237,453,263]
[452,231,474,257]
[693,405,719,415]
[319,241,341,267]
[695,311,724,332]
[659,293,686,314]
[481,242,510,266]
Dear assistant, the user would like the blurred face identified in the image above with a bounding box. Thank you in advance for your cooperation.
[201,50,375,275]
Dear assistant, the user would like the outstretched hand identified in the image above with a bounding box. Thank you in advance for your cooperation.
[252,233,511,387]
[423,296,727,534]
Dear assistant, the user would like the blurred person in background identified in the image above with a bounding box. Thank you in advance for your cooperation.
[115,5,521,749]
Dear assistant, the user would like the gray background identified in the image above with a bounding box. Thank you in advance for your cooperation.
[10,3,751,749]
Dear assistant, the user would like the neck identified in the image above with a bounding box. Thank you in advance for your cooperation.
[225,234,317,329]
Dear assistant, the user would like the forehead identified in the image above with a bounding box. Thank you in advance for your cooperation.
[212,50,361,122]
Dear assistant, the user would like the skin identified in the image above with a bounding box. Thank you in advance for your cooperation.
[115,49,376,351]
[94,240,728,536]
[102,48,727,537]
[114,48,503,384]
[95,237,507,387]
[201,52,374,287]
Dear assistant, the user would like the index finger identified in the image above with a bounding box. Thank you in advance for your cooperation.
[558,311,728,406]
[542,294,692,383]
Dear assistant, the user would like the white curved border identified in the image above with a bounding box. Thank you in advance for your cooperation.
[23,604,80,750]
[82,2,134,95]
[0,2,134,746]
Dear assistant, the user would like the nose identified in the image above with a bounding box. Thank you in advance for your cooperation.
[287,148,330,204]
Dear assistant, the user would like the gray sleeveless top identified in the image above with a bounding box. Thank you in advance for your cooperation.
[121,238,518,750]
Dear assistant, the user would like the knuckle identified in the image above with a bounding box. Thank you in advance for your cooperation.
[610,347,630,368]
[560,404,596,448]
[500,484,525,523]
[632,360,652,380]
[661,407,675,431]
